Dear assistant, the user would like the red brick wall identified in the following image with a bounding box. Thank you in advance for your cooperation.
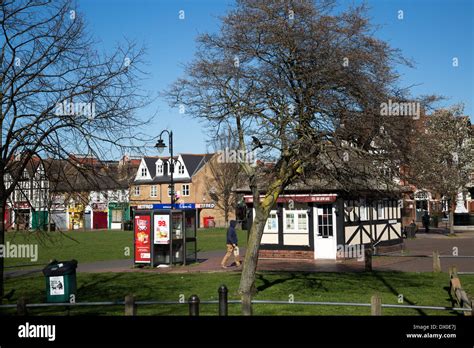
[259,249,314,259]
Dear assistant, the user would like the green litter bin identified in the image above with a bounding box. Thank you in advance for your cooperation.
[42,260,78,303]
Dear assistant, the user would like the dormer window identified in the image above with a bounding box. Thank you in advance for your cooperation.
[178,164,185,174]
[157,163,163,175]
[141,167,147,177]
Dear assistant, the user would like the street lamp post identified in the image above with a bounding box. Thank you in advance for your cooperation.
[155,130,175,207]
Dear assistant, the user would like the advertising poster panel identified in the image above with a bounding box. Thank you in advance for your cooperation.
[154,214,170,244]
[134,215,151,263]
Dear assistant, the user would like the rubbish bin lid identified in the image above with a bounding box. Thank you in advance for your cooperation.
[42,259,78,276]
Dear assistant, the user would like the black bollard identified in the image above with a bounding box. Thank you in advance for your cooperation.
[189,295,200,316]
[218,285,228,316]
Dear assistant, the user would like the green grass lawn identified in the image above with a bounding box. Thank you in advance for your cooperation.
[2,271,471,316]
[3,227,245,269]
[196,227,247,252]
[4,229,133,268]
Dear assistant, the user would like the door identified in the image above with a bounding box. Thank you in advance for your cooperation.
[93,211,108,229]
[314,204,337,259]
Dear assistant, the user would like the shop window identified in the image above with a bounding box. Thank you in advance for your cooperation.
[182,184,190,196]
[285,213,295,230]
[112,209,123,223]
[150,185,157,197]
[297,213,307,231]
[265,212,278,232]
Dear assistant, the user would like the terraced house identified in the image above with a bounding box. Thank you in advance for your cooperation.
[130,153,233,227]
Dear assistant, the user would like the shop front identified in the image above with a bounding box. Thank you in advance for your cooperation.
[14,202,31,230]
[91,203,108,229]
[68,204,85,230]
[245,192,403,260]
[108,202,130,230]
[31,210,49,230]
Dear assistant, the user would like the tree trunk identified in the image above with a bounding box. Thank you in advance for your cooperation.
[238,205,272,315]
[0,199,5,302]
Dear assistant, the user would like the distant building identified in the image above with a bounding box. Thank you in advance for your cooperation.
[130,153,233,227]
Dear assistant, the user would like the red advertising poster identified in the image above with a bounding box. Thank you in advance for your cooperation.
[134,215,151,263]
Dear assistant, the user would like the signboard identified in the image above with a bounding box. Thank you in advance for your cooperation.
[134,215,151,263]
[388,219,397,224]
[154,214,170,244]
[196,203,216,209]
[151,203,195,210]
[244,195,337,203]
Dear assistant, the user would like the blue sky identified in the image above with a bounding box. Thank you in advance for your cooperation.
[79,0,474,155]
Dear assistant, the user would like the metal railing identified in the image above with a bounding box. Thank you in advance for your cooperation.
[2,283,472,316]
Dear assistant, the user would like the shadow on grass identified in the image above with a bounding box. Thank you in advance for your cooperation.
[372,271,427,315]
[256,272,327,293]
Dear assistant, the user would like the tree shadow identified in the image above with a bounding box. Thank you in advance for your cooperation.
[256,272,327,293]
[372,271,430,315]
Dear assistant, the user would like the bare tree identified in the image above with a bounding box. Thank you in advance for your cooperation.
[404,105,474,234]
[205,129,244,226]
[0,0,151,300]
[166,0,424,314]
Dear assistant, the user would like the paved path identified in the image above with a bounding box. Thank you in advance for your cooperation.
[5,230,474,278]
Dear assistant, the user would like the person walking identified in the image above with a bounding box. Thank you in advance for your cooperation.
[422,211,430,233]
[221,220,241,269]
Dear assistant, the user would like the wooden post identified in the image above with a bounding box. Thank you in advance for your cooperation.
[365,247,373,272]
[371,294,382,316]
[449,265,458,278]
[17,297,27,316]
[124,295,136,316]
[432,251,441,273]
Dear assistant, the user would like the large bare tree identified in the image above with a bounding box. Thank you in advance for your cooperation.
[0,0,151,300]
[404,105,474,234]
[167,0,424,314]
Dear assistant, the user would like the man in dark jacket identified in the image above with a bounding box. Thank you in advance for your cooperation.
[221,220,241,268]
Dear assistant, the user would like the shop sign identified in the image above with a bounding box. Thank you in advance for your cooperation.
[134,215,151,263]
[14,202,30,209]
[154,214,170,244]
[92,203,107,211]
[196,203,216,209]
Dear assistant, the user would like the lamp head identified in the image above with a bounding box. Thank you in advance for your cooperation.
[155,139,166,154]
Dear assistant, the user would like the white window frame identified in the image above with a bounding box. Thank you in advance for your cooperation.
[264,211,279,232]
[150,185,157,197]
[141,167,147,177]
[157,164,163,175]
[134,186,140,196]
[377,201,385,220]
[178,164,185,174]
[182,184,190,196]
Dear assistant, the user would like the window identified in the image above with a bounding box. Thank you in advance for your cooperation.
[377,201,385,219]
[266,213,278,232]
[112,209,123,223]
[317,205,333,238]
[150,185,157,197]
[141,167,147,177]
[178,165,185,174]
[182,184,190,196]
[157,163,163,175]
[134,186,140,196]
[297,213,307,231]
[168,185,173,197]
[285,213,295,230]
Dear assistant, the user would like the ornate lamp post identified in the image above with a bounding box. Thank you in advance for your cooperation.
[155,130,177,207]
